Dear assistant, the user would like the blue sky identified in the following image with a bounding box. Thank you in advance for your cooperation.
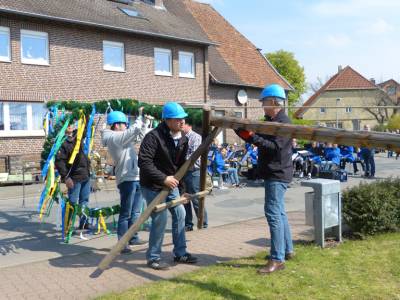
[197,0,400,95]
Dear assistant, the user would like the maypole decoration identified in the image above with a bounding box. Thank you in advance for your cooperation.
[39,98,203,243]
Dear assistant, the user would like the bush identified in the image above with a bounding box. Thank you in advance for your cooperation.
[387,114,400,131]
[342,178,400,237]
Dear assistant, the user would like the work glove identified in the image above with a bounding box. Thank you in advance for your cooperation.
[234,128,254,142]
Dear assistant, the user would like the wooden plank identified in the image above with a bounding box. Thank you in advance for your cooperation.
[210,115,400,152]
[153,190,210,213]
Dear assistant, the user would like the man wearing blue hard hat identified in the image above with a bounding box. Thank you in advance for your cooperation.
[102,107,149,253]
[139,102,198,270]
[235,84,294,274]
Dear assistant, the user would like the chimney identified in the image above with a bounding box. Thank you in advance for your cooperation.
[370,78,376,85]
[337,65,342,73]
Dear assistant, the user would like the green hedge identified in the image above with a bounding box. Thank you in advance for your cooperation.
[342,178,400,237]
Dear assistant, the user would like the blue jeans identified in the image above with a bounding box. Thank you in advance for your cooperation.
[117,181,143,243]
[68,179,90,228]
[183,170,208,228]
[142,187,187,262]
[362,150,375,176]
[227,168,239,185]
[264,180,293,262]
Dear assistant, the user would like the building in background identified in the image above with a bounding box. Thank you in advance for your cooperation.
[295,66,387,131]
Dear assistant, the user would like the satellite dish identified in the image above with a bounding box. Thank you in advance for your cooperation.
[237,89,248,105]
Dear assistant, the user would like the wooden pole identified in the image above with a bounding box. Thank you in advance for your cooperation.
[95,126,221,273]
[198,106,211,229]
[210,115,400,152]
[154,190,210,213]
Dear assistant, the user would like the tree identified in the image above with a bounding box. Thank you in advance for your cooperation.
[364,89,399,125]
[265,50,307,106]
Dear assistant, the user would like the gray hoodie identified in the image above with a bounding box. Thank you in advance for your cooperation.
[101,118,147,185]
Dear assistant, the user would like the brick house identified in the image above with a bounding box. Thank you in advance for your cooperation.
[295,66,385,131]
[0,0,290,167]
[0,0,213,159]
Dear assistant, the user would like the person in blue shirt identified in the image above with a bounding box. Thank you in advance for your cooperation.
[339,145,360,174]
[360,125,375,178]
[322,143,341,171]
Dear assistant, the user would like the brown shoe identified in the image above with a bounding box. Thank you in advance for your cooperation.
[285,252,295,260]
[258,260,285,275]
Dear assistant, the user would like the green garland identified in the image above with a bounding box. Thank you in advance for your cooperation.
[45,98,203,127]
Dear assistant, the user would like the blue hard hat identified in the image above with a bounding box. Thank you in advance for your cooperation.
[107,111,128,125]
[259,84,286,101]
[162,102,188,119]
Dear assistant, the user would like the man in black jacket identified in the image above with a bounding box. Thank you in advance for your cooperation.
[139,102,197,270]
[236,84,294,275]
[55,121,91,230]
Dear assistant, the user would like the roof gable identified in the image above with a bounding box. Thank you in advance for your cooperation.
[0,0,212,45]
[173,0,291,90]
[378,79,400,87]
[295,66,378,118]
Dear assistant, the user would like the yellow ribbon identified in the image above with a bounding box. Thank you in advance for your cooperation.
[39,162,56,220]
[68,111,86,164]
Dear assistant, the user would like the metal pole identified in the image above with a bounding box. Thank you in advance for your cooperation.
[198,105,211,229]
[22,166,26,208]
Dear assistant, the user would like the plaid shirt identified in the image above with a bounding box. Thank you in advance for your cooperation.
[186,129,202,170]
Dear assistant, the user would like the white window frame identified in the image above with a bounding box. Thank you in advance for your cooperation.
[345,107,352,113]
[0,102,45,137]
[320,107,326,114]
[178,51,195,78]
[20,29,49,65]
[103,40,125,72]
[154,47,172,76]
[0,26,11,62]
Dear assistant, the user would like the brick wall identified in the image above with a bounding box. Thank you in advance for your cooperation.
[209,84,263,144]
[0,14,208,156]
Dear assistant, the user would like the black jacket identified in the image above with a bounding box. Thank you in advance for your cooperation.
[55,133,90,183]
[243,110,293,183]
[138,122,188,191]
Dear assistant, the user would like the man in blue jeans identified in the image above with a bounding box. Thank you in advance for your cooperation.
[236,84,294,274]
[102,108,148,254]
[139,102,198,270]
[56,121,91,230]
[182,121,208,231]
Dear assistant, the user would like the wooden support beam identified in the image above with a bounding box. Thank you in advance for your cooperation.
[198,105,211,229]
[96,126,221,273]
[210,115,400,152]
[153,190,210,213]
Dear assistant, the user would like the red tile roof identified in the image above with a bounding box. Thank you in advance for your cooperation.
[178,0,292,90]
[294,66,378,118]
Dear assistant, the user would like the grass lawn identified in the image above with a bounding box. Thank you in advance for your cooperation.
[100,233,400,300]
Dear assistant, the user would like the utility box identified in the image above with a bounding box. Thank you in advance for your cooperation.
[301,179,342,248]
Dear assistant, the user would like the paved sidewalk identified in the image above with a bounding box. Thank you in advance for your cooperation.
[0,211,312,300]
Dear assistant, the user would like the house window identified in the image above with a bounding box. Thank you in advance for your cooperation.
[154,48,172,76]
[103,41,125,72]
[320,107,326,114]
[234,111,243,118]
[345,107,352,113]
[0,26,11,62]
[387,86,396,96]
[179,51,195,78]
[9,103,27,130]
[21,30,49,65]
[0,102,46,136]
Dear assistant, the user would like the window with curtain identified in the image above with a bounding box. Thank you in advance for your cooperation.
[21,30,49,65]
[154,48,172,76]
[103,41,125,72]
[9,103,27,130]
[179,51,195,78]
[32,103,45,130]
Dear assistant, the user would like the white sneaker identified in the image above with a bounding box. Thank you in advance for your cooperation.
[299,172,304,178]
